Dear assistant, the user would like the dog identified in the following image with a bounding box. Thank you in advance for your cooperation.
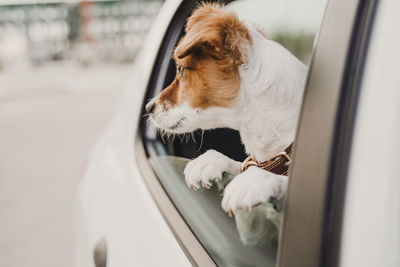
[146,3,306,226]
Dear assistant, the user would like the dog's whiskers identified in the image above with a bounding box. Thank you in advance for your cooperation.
[197,130,205,152]
[170,133,176,142]
[145,117,153,127]
[159,129,166,143]
[191,132,196,144]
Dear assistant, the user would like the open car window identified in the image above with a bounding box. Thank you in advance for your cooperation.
[141,0,327,266]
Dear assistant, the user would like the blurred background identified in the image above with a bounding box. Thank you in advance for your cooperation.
[0,0,163,266]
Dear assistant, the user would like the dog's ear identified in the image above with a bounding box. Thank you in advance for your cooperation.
[175,28,223,60]
[174,3,251,64]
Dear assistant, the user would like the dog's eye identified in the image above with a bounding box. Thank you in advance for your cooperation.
[177,65,184,77]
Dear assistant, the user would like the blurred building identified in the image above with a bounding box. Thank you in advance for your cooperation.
[0,0,163,68]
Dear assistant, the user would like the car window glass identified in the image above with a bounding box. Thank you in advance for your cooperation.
[143,0,327,266]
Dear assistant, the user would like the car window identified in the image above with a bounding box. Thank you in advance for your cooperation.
[142,0,326,266]
[340,1,400,266]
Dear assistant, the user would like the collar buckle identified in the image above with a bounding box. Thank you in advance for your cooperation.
[240,143,293,175]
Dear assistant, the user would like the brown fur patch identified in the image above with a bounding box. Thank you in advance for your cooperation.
[158,78,179,107]
[157,3,251,109]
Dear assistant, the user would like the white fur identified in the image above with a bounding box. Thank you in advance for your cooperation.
[150,101,198,134]
[149,22,307,213]
[222,166,288,210]
[184,150,242,189]
[220,23,306,212]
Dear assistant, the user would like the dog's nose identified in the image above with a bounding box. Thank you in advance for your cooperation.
[145,101,155,113]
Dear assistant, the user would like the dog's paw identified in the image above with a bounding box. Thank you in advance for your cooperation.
[184,150,240,190]
[221,166,287,215]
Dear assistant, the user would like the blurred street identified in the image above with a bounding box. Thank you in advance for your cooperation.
[0,61,132,267]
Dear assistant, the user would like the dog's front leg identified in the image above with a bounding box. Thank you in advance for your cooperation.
[221,166,288,214]
[184,150,242,190]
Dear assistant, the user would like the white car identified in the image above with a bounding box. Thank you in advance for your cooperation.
[77,0,400,266]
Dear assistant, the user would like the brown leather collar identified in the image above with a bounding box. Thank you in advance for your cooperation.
[240,143,293,176]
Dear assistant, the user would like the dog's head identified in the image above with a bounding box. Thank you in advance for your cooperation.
[147,3,251,133]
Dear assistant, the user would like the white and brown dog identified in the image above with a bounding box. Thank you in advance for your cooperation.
[147,3,306,216]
